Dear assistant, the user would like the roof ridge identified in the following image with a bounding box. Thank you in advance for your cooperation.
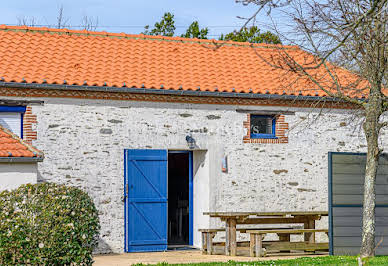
[0,124,43,158]
[0,24,299,50]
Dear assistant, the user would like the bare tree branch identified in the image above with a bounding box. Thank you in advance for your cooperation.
[56,5,69,29]
[17,16,37,27]
[81,15,99,31]
[236,0,388,258]
[238,0,386,70]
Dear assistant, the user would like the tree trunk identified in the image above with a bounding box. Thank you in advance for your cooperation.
[360,106,381,258]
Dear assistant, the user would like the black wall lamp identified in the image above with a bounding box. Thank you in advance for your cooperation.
[185,134,196,149]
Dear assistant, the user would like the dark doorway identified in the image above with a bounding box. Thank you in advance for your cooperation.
[168,152,190,246]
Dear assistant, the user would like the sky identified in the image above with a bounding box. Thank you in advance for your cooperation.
[1,0,280,39]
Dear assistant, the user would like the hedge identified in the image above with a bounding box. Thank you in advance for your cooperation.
[0,183,100,265]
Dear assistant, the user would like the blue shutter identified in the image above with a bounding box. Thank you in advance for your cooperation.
[124,149,168,252]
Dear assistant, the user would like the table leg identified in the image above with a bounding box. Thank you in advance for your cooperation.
[255,234,263,257]
[206,233,213,255]
[304,218,315,253]
[304,219,315,243]
[202,232,207,254]
[230,218,237,256]
[249,233,255,257]
[225,219,230,256]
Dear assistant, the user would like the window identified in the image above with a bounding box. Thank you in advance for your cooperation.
[0,106,26,138]
[250,115,277,139]
[243,114,288,143]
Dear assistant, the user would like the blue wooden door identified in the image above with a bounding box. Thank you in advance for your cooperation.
[124,149,168,252]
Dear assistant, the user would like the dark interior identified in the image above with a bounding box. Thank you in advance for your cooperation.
[168,152,190,246]
[250,115,273,134]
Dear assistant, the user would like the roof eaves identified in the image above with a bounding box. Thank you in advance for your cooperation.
[0,157,43,163]
[0,99,44,106]
[0,81,346,103]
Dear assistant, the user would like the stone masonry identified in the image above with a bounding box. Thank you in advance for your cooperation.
[20,97,388,253]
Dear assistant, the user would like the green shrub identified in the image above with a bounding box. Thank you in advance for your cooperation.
[0,183,100,265]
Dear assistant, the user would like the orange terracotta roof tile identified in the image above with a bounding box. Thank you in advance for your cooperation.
[0,25,376,98]
[0,124,43,158]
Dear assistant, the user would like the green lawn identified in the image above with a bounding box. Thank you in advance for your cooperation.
[133,256,388,266]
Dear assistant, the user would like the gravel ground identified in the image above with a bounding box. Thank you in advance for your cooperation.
[93,250,327,265]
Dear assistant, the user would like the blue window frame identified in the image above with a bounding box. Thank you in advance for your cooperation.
[250,114,277,139]
[0,106,26,113]
[0,105,26,139]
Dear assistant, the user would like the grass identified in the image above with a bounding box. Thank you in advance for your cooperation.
[133,256,388,266]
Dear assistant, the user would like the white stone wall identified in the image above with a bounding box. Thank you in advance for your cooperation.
[0,163,38,191]
[10,97,386,253]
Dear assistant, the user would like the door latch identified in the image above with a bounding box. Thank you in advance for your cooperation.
[123,184,129,203]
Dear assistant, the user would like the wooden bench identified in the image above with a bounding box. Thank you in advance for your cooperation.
[199,227,296,255]
[247,229,329,257]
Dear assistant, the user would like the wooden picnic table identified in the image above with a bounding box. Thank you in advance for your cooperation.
[203,211,328,256]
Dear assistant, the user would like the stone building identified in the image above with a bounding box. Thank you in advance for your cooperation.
[0,25,386,253]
